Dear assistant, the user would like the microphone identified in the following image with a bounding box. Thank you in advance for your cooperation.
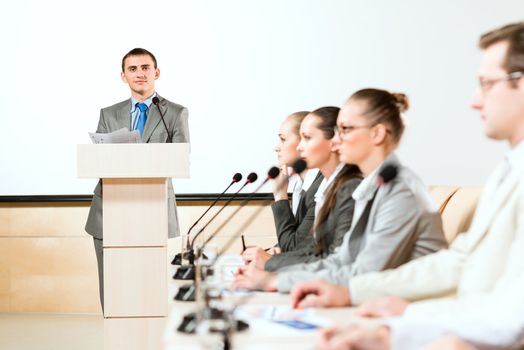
[199,166,279,250]
[376,164,397,185]
[203,164,297,264]
[190,172,258,250]
[177,163,305,334]
[171,172,243,265]
[174,167,280,301]
[152,96,172,143]
[292,158,307,175]
[173,172,258,280]
[197,162,300,257]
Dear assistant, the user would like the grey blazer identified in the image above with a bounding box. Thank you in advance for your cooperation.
[265,176,361,272]
[277,154,448,292]
[84,94,190,239]
[271,172,323,252]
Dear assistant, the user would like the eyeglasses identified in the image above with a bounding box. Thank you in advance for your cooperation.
[335,124,393,140]
[479,71,523,92]
[334,125,371,138]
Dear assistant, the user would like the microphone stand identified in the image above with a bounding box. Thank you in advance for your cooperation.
[152,97,173,143]
[172,173,242,266]
[177,164,305,337]
[174,169,276,299]
[173,174,257,281]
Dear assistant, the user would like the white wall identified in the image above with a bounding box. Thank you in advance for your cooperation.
[1,0,522,195]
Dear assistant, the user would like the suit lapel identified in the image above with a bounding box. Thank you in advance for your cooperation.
[295,190,307,222]
[297,171,323,222]
[466,163,523,252]
[117,99,132,130]
[142,95,167,143]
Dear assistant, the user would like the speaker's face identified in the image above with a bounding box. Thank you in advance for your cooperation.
[121,54,160,99]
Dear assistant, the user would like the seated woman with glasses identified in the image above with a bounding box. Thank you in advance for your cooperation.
[242,106,362,271]
[234,88,447,292]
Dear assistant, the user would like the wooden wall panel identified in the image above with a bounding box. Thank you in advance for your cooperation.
[0,203,90,237]
[0,201,276,314]
[0,237,100,313]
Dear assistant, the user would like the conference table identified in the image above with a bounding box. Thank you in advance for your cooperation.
[164,257,381,350]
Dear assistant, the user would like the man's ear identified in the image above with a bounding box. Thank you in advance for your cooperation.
[121,71,127,83]
[155,68,160,80]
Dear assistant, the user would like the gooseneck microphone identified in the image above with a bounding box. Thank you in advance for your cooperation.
[173,173,258,280]
[189,172,258,251]
[186,173,242,248]
[202,159,306,263]
[176,161,305,333]
[199,167,280,250]
[174,167,279,300]
[171,173,243,265]
[152,96,172,143]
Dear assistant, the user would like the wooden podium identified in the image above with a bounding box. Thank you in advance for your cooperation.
[77,143,190,350]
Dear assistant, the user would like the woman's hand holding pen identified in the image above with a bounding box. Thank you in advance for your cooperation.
[241,246,272,269]
[233,263,278,292]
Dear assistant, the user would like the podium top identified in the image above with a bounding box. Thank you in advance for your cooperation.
[77,143,190,179]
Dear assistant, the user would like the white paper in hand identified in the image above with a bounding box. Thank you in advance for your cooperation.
[89,128,141,144]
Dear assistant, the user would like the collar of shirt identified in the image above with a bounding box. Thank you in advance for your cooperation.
[131,92,157,112]
[290,167,320,194]
[315,163,345,204]
[352,152,401,202]
[506,139,524,168]
[130,92,157,129]
[302,168,320,192]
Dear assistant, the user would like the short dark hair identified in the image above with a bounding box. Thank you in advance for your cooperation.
[479,22,524,73]
[121,48,158,72]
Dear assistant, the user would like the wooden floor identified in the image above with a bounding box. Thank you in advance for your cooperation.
[0,313,103,350]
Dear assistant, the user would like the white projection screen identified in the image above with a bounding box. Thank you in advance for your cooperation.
[1,0,521,197]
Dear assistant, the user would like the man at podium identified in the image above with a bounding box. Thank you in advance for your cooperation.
[84,48,190,311]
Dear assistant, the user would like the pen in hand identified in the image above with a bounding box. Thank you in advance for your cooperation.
[241,235,271,254]
[241,235,247,252]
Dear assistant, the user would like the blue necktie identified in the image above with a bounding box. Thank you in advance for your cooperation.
[135,103,148,138]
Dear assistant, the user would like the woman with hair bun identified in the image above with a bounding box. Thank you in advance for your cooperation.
[242,107,362,271]
[235,89,447,293]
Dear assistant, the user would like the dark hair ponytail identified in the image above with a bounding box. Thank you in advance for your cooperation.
[314,164,362,255]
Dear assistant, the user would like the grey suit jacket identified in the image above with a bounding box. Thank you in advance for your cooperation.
[85,94,190,239]
[265,176,361,272]
[271,172,323,252]
[277,154,448,292]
